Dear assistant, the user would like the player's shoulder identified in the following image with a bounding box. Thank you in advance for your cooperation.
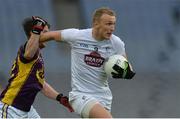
[76,28,92,35]
[111,34,125,45]
[72,28,92,38]
[63,28,91,36]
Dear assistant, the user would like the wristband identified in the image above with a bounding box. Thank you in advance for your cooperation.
[56,93,63,101]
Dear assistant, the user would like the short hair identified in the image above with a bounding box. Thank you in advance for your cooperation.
[22,17,50,38]
[92,7,116,23]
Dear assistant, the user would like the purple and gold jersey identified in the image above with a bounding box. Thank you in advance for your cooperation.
[0,44,45,112]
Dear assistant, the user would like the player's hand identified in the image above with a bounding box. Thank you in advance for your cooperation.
[56,94,74,112]
[32,16,47,35]
[111,62,135,79]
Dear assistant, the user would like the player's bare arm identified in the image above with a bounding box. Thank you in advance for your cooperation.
[24,16,47,60]
[40,31,62,43]
[24,34,40,60]
[41,81,74,112]
[41,81,59,100]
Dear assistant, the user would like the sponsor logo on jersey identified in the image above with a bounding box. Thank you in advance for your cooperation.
[79,43,89,48]
[84,51,105,67]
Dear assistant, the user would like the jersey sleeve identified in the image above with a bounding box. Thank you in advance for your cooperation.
[61,28,80,44]
[112,36,126,55]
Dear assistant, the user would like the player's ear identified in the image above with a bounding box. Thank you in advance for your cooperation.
[93,20,99,27]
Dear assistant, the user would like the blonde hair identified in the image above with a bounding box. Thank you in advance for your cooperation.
[92,7,116,23]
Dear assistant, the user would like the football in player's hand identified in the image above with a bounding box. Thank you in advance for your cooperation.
[104,55,128,78]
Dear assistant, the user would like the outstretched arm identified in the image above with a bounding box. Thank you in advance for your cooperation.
[39,31,62,43]
[41,81,59,100]
[41,81,74,112]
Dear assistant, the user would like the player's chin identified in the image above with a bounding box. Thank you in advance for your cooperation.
[104,33,112,40]
[104,35,111,40]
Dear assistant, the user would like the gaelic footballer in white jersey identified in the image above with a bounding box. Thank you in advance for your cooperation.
[60,28,125,115]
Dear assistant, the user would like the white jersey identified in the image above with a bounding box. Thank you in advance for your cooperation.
[61,28,125,101]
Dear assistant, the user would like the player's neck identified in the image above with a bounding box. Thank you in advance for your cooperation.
[92,28,104,41]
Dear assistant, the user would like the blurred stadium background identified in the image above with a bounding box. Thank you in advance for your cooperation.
[0,0,180,118]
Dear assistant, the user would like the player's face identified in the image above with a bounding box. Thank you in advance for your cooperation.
[95,14,116,40]
[39,25,49,49]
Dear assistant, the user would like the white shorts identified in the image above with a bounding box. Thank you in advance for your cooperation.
[0,101,40,118]
[69,92,112,118]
